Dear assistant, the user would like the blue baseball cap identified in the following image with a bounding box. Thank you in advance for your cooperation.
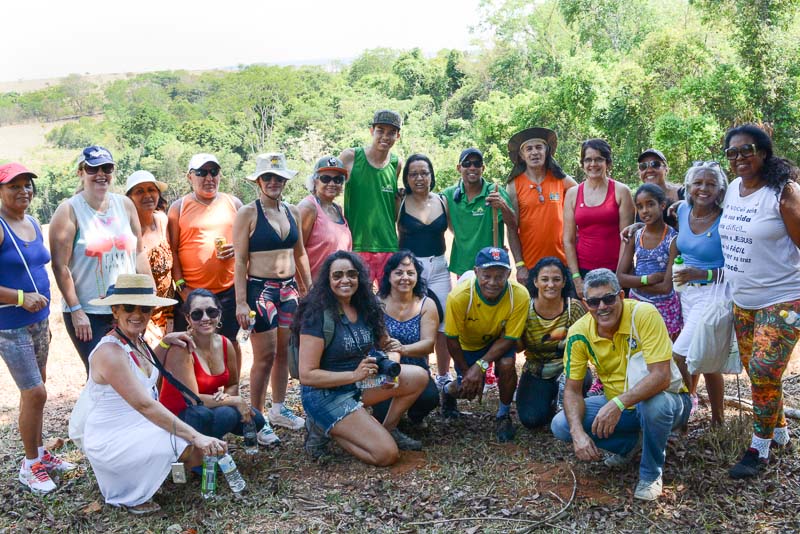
[79,146,115,166]
[475,247,511,270]
[459,147,483,164]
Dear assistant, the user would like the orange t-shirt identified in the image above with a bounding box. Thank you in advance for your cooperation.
[514,171,568,267]
[177,193,237,293]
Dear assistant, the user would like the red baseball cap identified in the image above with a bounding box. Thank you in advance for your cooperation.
[0,163,37,185]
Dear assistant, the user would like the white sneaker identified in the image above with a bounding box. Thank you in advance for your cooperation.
[19,461,56,494]
[268,405,305,431]
[633,477,663,501]
[435,374,452,391]
[41,450,77,473]
[257,422,281,447]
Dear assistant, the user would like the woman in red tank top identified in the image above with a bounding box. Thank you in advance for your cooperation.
[563,139,634,298]
[160,289,266,439]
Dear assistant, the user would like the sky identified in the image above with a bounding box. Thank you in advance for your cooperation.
[3,0,484,82]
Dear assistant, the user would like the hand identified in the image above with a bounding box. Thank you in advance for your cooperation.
[644,272,665,285]
[384,337,403,354]
[161,331,196,352]
[590,400,623,439]
[460,364,484,400]
[212,386,228,403]
[236,303,253,330]
[516,266,529,285]
[21,292,49,313]
[672,266,704,285]
[229,395,253,423]
[666,200,684,220]
[620,222,645,243]
[572,430,602,462]
[72,308,92,342]
[216,243,235,260]
[192,434,227,456]
[574,277,584,299]
[353,357,378,382]
[485,191,508,210]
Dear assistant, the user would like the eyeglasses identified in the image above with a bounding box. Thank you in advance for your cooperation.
[582,157,606,165]
[408,171,431,179]
[192,167,220,178]
[318,175,345,185]
[583,292,619,309]
[724,144,758,160]
[84,163,115,175]
[461,160,483,168]
[189,307,221,321]
[260,174,287,183]
[121,304,154,313]
[331,269,359,281]
[638,161,666,171]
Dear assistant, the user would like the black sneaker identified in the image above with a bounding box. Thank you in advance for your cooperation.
[440,387,460,420]
[390,428,422,451]
[729,448,767,479]
[304,418,331,460]
[495,414,516,443]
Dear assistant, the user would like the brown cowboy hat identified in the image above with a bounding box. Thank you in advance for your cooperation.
[507,127,558,166]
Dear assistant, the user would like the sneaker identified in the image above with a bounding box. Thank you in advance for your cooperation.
[257,421,281,447]
[435,374,452,391]
[495,414,516,443]
[587,377,604,397]
[40,450,77,473]
[633,477,663,501]
[440,388,460,420]
[729,448,768,479]
[269,405,305,431]
[390,428,422,451]
[19,461,56,494]
[304,419,331,460]
[604,434,643,467]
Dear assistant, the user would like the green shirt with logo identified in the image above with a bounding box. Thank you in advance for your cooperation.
[344,147,399,252]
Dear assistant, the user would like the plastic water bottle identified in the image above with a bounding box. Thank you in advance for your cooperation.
[217,454,246,494]
[236,311,256,343]
[356,375,398,389]
[242,420,258,455]
[201,455,218,499]
[780,310,800,327]
[672,256,687,293]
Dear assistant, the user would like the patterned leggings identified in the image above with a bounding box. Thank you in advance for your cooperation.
[733,299,800,438]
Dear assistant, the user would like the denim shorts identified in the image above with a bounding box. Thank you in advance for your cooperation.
[0,318,50,390]
[301,384,363,436]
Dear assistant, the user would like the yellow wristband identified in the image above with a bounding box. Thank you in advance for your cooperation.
[159,340,171,349]
[175,278,186,288]
[640,275,648,286]
[17,290,24,306]
[612,396,625,411]
[571,272,581,279]
[515,261,526,268]
[707,269,713,282]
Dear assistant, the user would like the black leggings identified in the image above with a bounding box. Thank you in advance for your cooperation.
[516,369,592,429]
[371,375,439,424]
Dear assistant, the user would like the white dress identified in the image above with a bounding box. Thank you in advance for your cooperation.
[83,335,189,507]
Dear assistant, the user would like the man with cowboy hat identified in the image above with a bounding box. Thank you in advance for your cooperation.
[505,127,577,285]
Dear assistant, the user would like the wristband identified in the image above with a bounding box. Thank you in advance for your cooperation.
[175,278,186,288]
[571,272,581,280]
[515,261,526,268]
[640,275,648,286]
[17,290,24,307]
[68,303,82,313]
[612,396,625,411]
[707,269,713,282]
[159,340,171,349]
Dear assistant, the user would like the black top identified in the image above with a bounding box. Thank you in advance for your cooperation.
[398,195,448,257]
[301,311,373,373]
[249,200,299,252]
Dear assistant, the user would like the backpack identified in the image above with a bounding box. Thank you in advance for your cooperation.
[288,308,336,380]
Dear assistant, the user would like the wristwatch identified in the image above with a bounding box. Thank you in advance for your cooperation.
[475,359,489,374]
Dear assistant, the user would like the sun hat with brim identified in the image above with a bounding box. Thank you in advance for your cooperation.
[125,170,168,195]
[0,162,37,184]
[247,153,298,181]
[89,274,177,308]
[507,127,558,166]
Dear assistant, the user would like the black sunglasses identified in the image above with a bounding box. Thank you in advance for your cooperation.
[461,160,483,168]
[638,161,665,171]
[121,304,154,313]
[331,269,359,281]
[192,167,220,178]
[319,175,345,185]
[724,144,758,161]
[84,163,115,175]
[189,307,221,321]
[584,292,619,309]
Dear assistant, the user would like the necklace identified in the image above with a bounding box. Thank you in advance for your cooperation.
[690,209,718,221]
[192,192,217,206]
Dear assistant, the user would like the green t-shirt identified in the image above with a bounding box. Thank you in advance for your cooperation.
[442,179,513,275]
[343,147,399,253]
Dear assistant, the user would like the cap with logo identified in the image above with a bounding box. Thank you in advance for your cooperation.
[247,153,298,181]
[79,146,115,167]
[187,153,220,172]
[475,247,511,270]
[0,162,37,185]
[372,109,402,130]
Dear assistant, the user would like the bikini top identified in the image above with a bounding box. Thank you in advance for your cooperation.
[249,200,299,253]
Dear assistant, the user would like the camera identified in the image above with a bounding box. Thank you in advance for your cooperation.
[369,349,400,378]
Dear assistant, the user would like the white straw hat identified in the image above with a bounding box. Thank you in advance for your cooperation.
[88,274,177,307]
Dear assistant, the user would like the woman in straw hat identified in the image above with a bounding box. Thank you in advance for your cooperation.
[80,274,226,514]
[233,153,312,447]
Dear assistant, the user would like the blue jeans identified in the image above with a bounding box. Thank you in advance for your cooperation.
[179,405,265,440]
[63,312,114,375]
[550,392,691,482]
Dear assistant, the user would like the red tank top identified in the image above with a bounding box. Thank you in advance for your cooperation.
[574,179,621,271]
[160,339,230,415]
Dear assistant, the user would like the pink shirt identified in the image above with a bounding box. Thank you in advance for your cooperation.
[303,195,352,280]
[574,179,620,271]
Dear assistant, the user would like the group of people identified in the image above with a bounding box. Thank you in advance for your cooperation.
[0,109,797,509]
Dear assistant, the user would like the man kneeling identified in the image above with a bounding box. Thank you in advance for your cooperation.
[551,269,691,501]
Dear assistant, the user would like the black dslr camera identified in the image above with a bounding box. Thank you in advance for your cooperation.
[369,349,401,377]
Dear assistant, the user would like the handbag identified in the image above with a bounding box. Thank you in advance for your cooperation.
[686,279,742,375]
[624,302,684,394]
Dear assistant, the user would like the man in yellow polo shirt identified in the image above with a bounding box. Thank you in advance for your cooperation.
[550,268,690,501]
[444,247,530,442]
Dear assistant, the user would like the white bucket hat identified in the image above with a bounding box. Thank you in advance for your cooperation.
[247,153,298,181]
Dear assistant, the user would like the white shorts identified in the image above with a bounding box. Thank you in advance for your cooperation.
[418,255,452,333]
[672,283,715,357]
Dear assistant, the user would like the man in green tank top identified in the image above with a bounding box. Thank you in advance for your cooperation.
[340,110,404,284]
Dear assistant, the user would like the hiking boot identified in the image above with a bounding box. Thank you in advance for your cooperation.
[257,421,281,447]
[40,450,77,474]
[633,476,663,501]
[495,414,516,443]
[390,428,422,451]
[304,418,331,460]
[269,405,305,431]
[729,448,767,479]
[440,387,460,420]
[19,461,56,494]
[604,434,643,468]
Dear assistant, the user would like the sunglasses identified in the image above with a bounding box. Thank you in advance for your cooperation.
[461,160,483,168]
[318,175,345,185]
[192,167,220,178]
[331,269,359,281]
[260,174,287,183]
[724,144,758,161]
[638,161,665,171]
[533,183,544,203]
[189,307,221,321]
[84,163,115,175]
[121,304,154,313]
[584,292,619,309]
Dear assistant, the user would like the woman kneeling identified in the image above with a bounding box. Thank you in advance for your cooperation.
[293,251,428,465]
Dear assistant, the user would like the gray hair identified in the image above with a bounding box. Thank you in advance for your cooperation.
[684,161,728,208]
[305,173,317,193]
[583,268,621,294]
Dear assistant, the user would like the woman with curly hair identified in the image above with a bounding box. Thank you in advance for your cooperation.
[719,124,800,478]
[292,251,428,465]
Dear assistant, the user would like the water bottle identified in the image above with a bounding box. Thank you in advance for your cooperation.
[236,311,256,343]
[200,455,218,499]
[242,420,258,455]
[780,310,800,327]
[356,375,398,389]
[217,453,246,494]
[672,256,687,293]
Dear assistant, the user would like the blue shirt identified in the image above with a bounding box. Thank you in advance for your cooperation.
[0,216,51,329]
[676,203,724,281]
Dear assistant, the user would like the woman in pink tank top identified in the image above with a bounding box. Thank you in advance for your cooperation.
[563,139,634,297]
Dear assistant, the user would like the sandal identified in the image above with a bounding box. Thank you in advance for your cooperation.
[123,500,161,515]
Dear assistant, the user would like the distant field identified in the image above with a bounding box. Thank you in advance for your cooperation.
[0,73,133,94]
[0,120,75,167]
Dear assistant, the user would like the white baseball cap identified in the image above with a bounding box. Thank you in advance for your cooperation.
[187,153,220,172]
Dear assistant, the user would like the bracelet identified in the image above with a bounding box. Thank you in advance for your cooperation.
[571,272,581,279]
[515,261,526,268]
[707,269,713,282]
[17,289,24,307]
[175,278,186,288]
[640,275,648,286]
[612,396,626,411]
[68,303,82,313]
[159,340,171,349]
